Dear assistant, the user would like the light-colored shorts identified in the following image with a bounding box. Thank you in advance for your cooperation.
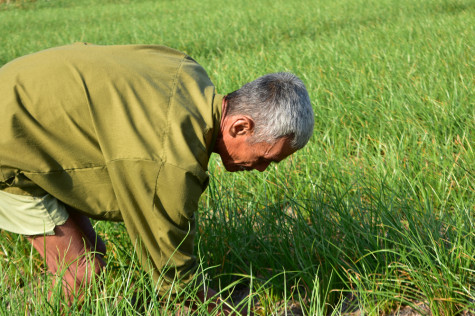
[0,190,69,236]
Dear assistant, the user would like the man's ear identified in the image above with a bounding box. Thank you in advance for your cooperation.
[228,116,254,137]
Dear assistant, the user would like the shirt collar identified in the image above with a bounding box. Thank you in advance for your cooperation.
[208,93,224,156]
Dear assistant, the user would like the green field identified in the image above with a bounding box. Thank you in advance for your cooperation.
[0,0,474,314]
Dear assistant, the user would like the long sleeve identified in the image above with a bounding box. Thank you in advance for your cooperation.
[107,159,208,294]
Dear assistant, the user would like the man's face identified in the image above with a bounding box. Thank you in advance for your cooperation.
[214,115,297,172]
[220,136,296,172]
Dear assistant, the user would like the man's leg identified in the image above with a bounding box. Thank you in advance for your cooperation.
[26,217,106,305]
[67,210,107,256]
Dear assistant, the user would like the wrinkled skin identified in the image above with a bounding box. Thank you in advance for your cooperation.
[213,100,296,172]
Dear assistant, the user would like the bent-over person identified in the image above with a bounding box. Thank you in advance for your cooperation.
[0,43,314,313]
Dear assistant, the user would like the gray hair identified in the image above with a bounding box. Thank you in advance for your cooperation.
[225,72,314,149]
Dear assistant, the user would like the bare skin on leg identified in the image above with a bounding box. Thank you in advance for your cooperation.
[27,215,106,305]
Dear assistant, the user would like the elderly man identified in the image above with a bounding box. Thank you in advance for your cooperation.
[0,43,314,312]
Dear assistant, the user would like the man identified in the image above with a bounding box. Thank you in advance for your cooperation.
[0,43,314,312]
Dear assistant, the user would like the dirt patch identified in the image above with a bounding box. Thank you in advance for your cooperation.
[230,288,474,315]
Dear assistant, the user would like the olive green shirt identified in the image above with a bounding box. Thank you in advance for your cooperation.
[0,43,223,293]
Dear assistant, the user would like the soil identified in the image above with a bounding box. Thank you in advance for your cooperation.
[229,287,475,316]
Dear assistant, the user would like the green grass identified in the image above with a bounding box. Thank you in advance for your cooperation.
[1,0,474,314]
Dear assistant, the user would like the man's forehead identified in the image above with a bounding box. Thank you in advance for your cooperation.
[267,137,297,161]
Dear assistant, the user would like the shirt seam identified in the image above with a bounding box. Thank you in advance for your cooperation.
[22,165,109,174]
[160,161,208,184]
[162,54,187,165]
[106,157,158,163]
[161,161,194,173]
[13,158,163,175]
[152,160,164,212]
[0,161,6,181]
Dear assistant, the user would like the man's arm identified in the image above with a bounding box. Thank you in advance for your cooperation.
[107,159,203,294]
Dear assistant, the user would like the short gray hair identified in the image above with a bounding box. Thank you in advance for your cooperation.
[225,72,314,149]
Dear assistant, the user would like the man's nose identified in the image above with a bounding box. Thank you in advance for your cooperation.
[255,161,271,172]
